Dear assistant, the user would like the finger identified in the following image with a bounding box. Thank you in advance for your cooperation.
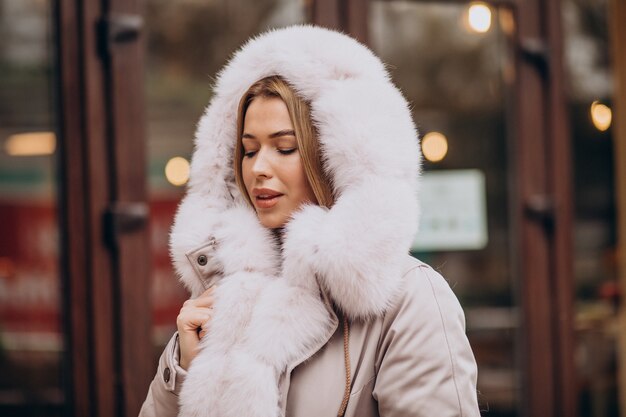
[178,330,201,359]
[199,318,212,337]
[183,295,214,309]
[187,307,213,315]
[179,307,213,319]
[178,311,212,331]
[193,295,215,308]
[178,307,212,326]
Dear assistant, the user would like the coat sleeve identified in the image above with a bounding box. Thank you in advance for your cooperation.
[139,332,187,417]
[372,263,481,417]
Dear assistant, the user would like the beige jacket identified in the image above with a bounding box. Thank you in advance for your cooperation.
[147,26,481,417]
[139,257,480,417]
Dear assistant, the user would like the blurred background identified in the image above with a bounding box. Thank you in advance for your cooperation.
[0,0,624,416]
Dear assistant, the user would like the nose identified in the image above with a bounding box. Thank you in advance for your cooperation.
[251,147,273,179]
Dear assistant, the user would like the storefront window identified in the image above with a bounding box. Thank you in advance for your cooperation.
[0,0,63,415]
[144,0,308,354]
[370,2,518,415]
[562,0,621,415]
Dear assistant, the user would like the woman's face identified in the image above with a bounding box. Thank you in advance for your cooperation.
[241,97,317,229]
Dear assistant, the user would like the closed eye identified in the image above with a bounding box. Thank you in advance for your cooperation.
[243,148,296,158]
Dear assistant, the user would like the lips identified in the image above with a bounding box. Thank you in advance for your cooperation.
[252,188,283,209]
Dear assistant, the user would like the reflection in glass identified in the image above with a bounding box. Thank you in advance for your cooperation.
[370,2,518,415]
[563,0,620,415]
[0,0,63,415]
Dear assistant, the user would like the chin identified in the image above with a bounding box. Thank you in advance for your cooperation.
[258,214,287,230]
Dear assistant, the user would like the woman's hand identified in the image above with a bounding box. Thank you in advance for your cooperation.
[176,286,215,370]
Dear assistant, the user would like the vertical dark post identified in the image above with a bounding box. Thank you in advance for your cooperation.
[515,0,575,415]
[515,1,555,414]
[345,0,368,45]
[103,0,153,415]
[311,0,368,45]
[58,0,118,415]
[545,0,576,415]
[57,0,93,414]
[311,0,342,31]
[57,0,151,415]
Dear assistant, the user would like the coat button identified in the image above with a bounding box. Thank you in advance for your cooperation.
[197,254,208,266]
[163,367,171,383]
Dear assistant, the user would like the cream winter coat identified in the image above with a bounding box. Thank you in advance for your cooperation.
[140,25,480,417]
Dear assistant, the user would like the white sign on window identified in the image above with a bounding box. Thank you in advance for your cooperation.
[412,169,488,251]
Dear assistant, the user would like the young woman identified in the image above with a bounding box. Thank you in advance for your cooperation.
[140,25,480,417]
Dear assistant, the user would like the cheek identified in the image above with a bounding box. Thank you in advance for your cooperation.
[288,161,315,204]
[241,160,253,187]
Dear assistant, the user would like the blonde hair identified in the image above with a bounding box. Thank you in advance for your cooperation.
[234,76,334,208]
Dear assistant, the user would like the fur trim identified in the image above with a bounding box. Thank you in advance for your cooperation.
[282,178,419,319]
[170,25,421,416]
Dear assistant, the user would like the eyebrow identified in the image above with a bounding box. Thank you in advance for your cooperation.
[242,129,296,140]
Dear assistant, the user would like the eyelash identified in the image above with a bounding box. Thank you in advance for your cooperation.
[243,148,296,158]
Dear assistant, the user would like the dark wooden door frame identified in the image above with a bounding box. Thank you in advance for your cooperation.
[314,0,576,416]
[56,0,152,416]
[102,0,153,413]
[310,0,369,44]
[54,0,575,415]
[515,0,575,415]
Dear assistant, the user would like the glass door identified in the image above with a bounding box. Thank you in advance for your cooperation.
[369,2,518,415]
[0,1,64,415]
[562,0,621,415]
[143,0,310,357]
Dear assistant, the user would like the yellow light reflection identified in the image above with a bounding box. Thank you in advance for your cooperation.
[165,157,190,186]
[5,132,56,156]
[422,132,449,163]
[467,2,492,34]
[590,101,612,131]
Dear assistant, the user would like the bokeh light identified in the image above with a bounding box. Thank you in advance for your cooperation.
[467,2,492,34]
[590,101,612,131]
[165,156,190,186]
[422,132,449,162]
[5,132,56,156]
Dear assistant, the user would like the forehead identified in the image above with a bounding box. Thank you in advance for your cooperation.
[244,97,293,128]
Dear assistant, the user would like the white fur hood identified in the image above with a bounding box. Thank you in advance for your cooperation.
[169,25,422,417]
[170,25,422,319]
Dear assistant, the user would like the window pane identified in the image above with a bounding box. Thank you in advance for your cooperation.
[562,0,621,415]
[370,2,519,415]
[144,0,308,355]
[0,0,64,415]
